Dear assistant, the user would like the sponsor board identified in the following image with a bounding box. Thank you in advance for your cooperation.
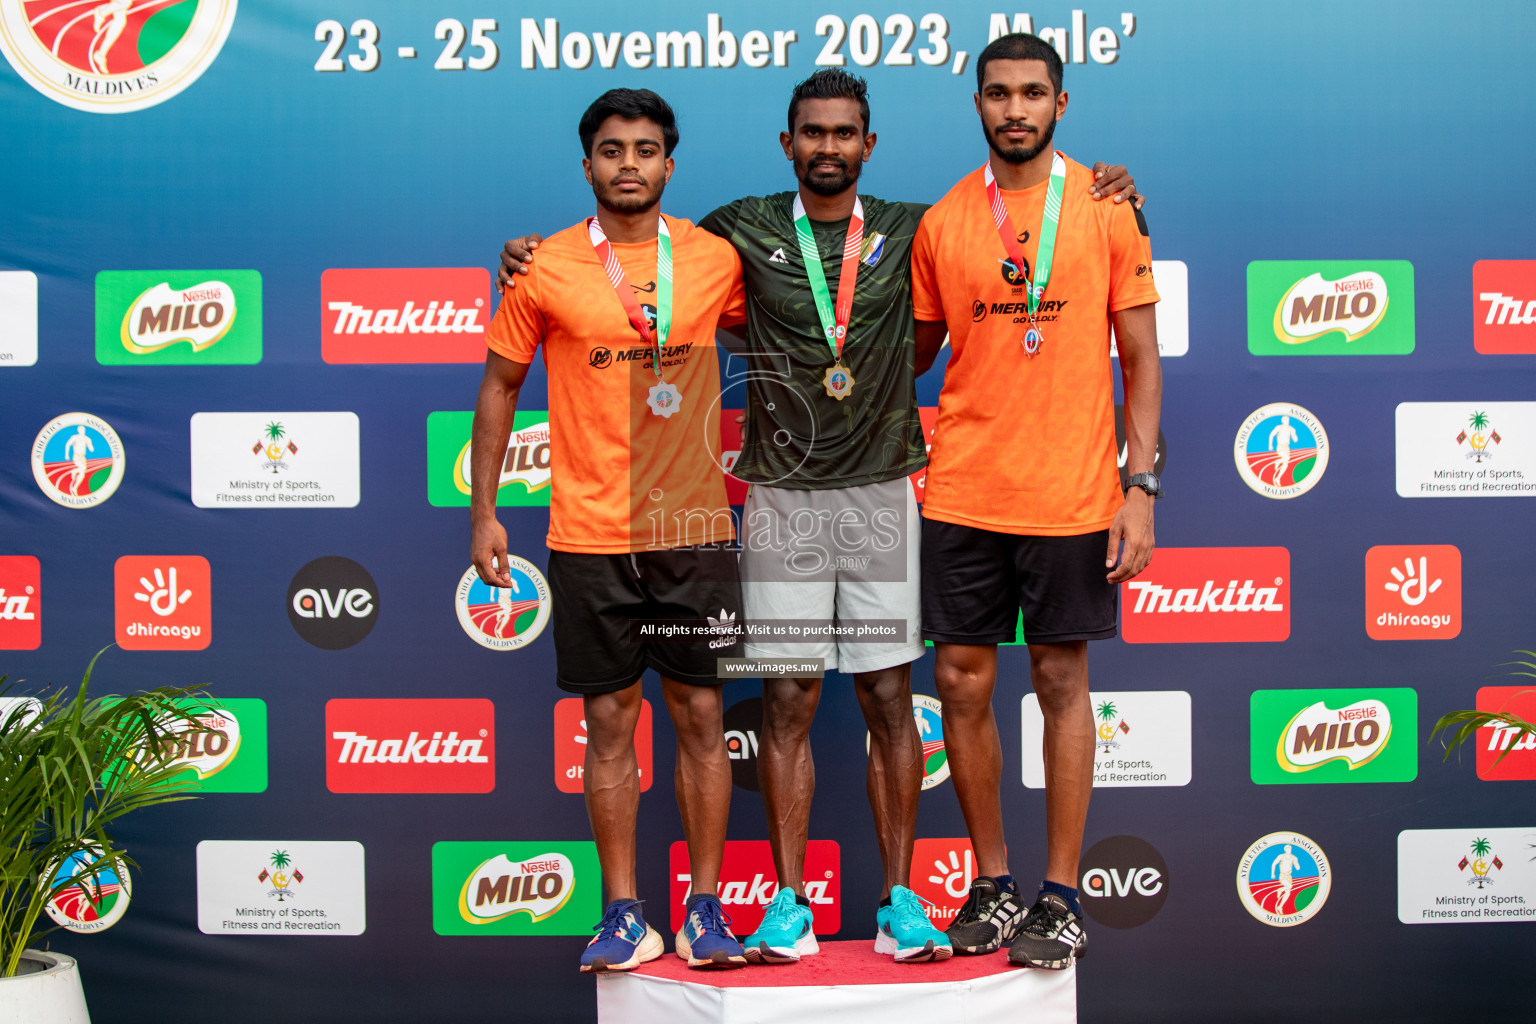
[145,697,268,793]
[1234,403,1329,499]
[1399,828,1536,924]
[1247,260,1415,354]
[43,848,131,933]
[1364,545,1461,640]
[321,268,490,364]
[0,0,239,114]
[1396,402,1536,497]
[455,561,550,651]
[326,698,494,794]
[723,696,762,791]
[113,555,211,650]
[0,555,41,650]
[32,412,125,508]
[287,556,378,650]
[870,694,950,789]
[1111,259,1188,357]
[95,270,261,365]
[427,411,552,507]
[669,840,840,934]
[1024,690,1191,788]
[0,270,38,366]
[1236,831,1330,927]
[190,412,360,508]
[1474,686,1536,782]
[1121,547,1289,644]
[1473,260,1536,354]
[431,841,600,936]
[1079,835,1169,929]
[553,696,652,794]
[197,840,365,935]
[1249,688,1417,784]
[910,838,978,927]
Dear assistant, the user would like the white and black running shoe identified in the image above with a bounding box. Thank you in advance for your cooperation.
[1007,893,1087,969]
[945,876,1024,955]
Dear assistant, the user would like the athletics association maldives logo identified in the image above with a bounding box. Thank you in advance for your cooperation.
[0,1,239,114]
[44,847,131,933]
[455,560,550,651]
[1236,831,1331,927]
[1234,403,1329,499]
[32,412,125,508]
[913,694,949,789]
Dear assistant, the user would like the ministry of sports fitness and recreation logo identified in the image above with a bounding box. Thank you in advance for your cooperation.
[1,270,39,366]
[287,556,378,650]
[32,412,125,508]
[1458,836,1505,889]
[553,697,652,794]
[1249,688,1418,785]
[455,561,550,651]
[669,840,841,935]
[1456,409,1502,463]
[0,555,41,650]
[43,847,131,933]
[1234,403,1329,499]
[196,839,365,935]
[326,697,495,794]
[96,270,261,364]
[0,1,239,114]
[113,555,210,650]
[1025,690,1192,788]
[1247,260,1415,355]
[321,268,489,364]
[1394,401,1536,498]
[1079,835,1169,929]
[426,411,552,507]
[1397,827,1536,924]
[431,841,599,936]
[1473,260,1536,354]
[1365,544,1461,640]
[1236,831,1331,927]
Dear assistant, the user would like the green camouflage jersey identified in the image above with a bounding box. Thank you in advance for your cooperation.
[699,193,928,490]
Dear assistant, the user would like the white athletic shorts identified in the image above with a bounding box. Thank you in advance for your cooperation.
[740,476,925,674]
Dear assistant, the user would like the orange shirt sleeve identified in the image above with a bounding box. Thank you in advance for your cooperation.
[485,271,544,363]
[717,248,748,329]
[1106,203,1160,313]
[910,210,945,322]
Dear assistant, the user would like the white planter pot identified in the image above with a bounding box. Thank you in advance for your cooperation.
[0,950,91,1023]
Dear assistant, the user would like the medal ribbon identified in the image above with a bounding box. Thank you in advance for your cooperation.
[588,215,672,380]
[791,194,864,362]
[983,150,1066,318]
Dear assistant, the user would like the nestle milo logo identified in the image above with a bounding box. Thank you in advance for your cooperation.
[427,411,552,507]
[1250,687,1417,785]
[1247,261,1414,356]
[96,270,263,365]
[432,841,598,936]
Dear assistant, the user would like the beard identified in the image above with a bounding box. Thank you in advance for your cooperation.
[986,114,1058,165]
[593,175,664,215]
[797,154,861,197]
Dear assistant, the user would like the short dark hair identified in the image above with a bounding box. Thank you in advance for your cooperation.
[786,68,870,134]
[578,88,679,157]
[975,33,1063,95]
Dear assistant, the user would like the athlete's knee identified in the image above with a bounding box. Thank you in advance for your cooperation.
[933,660,994,718]
[583,688,642,753]
[855,669,914,735]
[1029,646,1089,713]
[664,682,724,746]
[761,677,819,739]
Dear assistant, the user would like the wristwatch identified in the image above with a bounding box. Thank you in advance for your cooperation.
[1124,472,1164,498]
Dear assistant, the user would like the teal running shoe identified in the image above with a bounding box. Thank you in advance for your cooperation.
[874,885,953,963]
[743,888,819,964]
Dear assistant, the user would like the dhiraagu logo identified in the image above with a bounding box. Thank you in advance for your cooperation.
[1250,688,1417,784]
[96,270,262,365]
[431,841,598,936]
[427,411,551,507]
[1247,261,1414,355]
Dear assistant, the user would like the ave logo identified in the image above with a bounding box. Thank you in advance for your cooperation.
[1079,835,1169,929]
[0,556,41,650]
[322,268,490,364]
[1473,260,1536,354]
[553,696,652,794]
[1122,547,1290,643]
[113,556,211,650]
[722,696,762,791]
[287,556,379,649]
[670,840,841,935]
[326,698,495,793]
[1365,545,1461,640]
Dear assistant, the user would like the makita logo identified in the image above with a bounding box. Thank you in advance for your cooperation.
[326,698,495,793]
[1122,547,1291,643]
[1479,293,1536,326]
[668,839,841,934]
[320,268,491,364]
[1473,262,1536,354]
[0,589,35,620]
[0,557,40,651]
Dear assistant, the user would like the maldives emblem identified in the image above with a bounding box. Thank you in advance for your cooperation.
[0,1,239,114]
[258,849,304,902]
[43,847,132,933]
[1094,699,1130,753]
[32,412,125,508]
[1236,831,1331,927]
[1459,836,1503,889]
[455,560,551,651]
[1234,402,1329,499]
[1456,410,1501,463]
[253,420,298,472]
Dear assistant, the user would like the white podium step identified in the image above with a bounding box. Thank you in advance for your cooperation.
[596,940,1076,1023]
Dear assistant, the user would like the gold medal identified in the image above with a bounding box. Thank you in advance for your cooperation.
[823,363,855,400]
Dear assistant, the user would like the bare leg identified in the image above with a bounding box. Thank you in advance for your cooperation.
[932,643,1008,878]
[582,681,644,901]
[662,677,732,898]
[757,676,821,894]
[1030,642,1093,887]
[853,663,921,896]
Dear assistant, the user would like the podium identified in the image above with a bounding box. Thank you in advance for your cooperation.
[596,940,1076,1023]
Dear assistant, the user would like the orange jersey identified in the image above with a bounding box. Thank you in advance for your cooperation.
[911,154,1159,535]
[486,214,747,553]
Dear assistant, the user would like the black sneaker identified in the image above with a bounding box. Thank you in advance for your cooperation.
[1007,893,1087,969]
[945,876,1024,955]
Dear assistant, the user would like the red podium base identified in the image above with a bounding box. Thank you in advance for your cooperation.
[596,940,1076,1022]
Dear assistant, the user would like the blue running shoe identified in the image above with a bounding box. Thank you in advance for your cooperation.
[743,888,819,964]
[874,885,954,963]
[675,893,747,968]
[580,899,663,973]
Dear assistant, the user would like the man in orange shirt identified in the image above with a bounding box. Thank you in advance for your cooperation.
[911,33,1163,969]
[470,89,750,974]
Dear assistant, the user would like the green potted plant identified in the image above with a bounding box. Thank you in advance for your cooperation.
[1428,649,1536,761]
[1,649,210,1021]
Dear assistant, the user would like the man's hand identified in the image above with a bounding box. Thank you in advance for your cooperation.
[1105,488,1155,584]
[471,515,512,587]
[497,234,545,293]
[1088,162,1144,210]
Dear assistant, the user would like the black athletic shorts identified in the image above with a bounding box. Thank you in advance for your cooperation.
[547,545,744,694]
[920,519,1117,645]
